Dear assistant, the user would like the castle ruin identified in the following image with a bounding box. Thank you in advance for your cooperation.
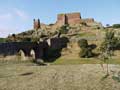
[33,19,41,30]
[33,12,101,30]
[56,12,82,26]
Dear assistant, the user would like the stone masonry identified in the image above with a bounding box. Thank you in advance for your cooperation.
[32,12,101,30]
[34,19,41,30]
[56,12,82,26]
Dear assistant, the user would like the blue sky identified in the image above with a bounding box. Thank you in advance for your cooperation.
[0,0,120,37]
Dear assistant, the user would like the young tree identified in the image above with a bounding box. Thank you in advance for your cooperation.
[100,30,118,75]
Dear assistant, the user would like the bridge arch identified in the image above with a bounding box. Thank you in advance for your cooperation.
[30,49,35,60]
[18,49,26,60]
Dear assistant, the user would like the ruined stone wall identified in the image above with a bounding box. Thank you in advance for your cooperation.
[83,18,94,23]
[56,12,82,26]
[34,19,41,30]
[65,13,82,24]
[56,14,66,26]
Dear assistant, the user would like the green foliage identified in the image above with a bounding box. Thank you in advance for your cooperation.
[31,38,39,42]
[78,39,94,58]
[59,24,69,34]
[99,30,118,75]
[79,47,93,58]
[112,71,120,83]
[112,24,120,28]
[22,38,31,42]
[100,30,118,53]
[5,38,12,42]
[78,39,88,48]
[0,38,6,43]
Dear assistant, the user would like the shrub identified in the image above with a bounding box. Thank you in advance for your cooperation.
[59,24,69,34]
[78,39,94,58]
[78,39,88,48]
[80,47,93,58]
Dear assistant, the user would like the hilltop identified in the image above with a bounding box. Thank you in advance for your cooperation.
[5,12,120,61]
[7,12,103,41]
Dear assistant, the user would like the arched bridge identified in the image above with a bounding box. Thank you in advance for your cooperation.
[0,42,48,59]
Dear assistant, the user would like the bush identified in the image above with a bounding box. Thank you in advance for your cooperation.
[59,24,69,34]
[78,39,88,48]
[80,47,93,58]
[78,39,94,58]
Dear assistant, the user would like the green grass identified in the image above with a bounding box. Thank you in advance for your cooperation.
[77,32,96,37]
[0,57,120,65]
[51,58,120,65]
[0,38,6,43]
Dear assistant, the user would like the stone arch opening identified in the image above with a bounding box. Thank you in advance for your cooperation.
[30,49,35,60]
[18,49,26,60]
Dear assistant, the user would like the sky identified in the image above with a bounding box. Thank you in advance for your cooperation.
[0,0,120,37]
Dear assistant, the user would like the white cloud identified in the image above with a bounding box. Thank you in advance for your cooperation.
[0,28,16,37]
[0,8,30,37]
[13,8,29,20]
[0,8,29,21]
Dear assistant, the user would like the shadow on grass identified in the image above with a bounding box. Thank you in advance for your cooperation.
[101,74,110,81]
[20,72,34,76]
[112,71,120,83]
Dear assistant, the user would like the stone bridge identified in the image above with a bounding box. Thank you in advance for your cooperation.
[0,42,48,60]
[0,37,69,61]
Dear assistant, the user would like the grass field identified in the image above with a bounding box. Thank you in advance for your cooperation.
[52,58,120,65]
[0,61,120,90]
[0,58,120,90]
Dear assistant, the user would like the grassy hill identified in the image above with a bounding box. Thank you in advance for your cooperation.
[0,38,6,43]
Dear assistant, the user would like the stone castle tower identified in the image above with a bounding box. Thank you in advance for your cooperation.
[56,12,82,26]
[33,19,41,30]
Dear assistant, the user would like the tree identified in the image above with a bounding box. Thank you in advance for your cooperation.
[106,24,110,27]
[112,24,120,28]
[100,30,118,75]
[100,30,118,54]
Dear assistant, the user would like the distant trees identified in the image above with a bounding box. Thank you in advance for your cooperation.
[106,24,120,28]
[106,24,110,27]
[112,24,120,28]
[0,38,5,43]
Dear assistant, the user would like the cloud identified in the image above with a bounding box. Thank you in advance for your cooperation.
[0,8,29,21]
[0,28,16,37]
[0,8,30,37]
[13,8,29,20]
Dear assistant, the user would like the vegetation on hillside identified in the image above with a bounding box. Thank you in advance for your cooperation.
[112,24,120,28]
[59,24,70,34]
[78,39,94,58]
[0,38,6,43]
[100,30,119,56]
